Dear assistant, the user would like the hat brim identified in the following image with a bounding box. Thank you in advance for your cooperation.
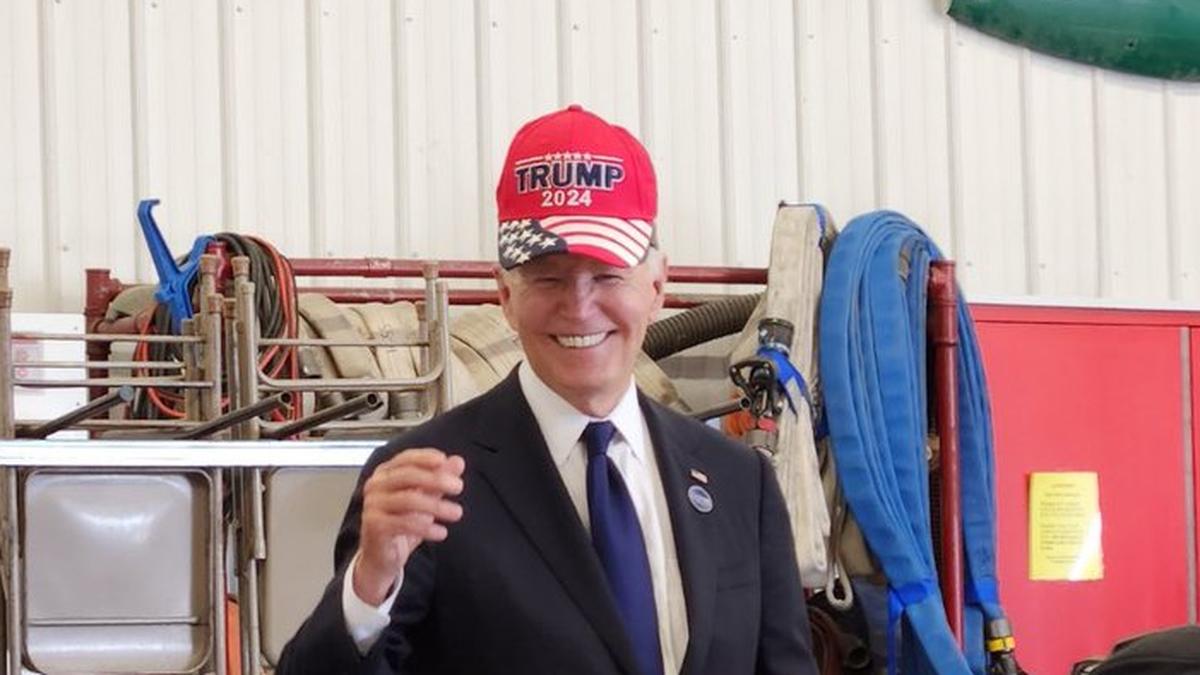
[498,216,653,269]
[541,215,652,268]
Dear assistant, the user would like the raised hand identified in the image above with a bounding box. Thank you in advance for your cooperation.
[352,448,466,605]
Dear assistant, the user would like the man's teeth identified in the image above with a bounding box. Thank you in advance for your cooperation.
[555,332,607,349]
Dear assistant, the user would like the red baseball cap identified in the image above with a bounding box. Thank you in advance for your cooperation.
[496,104,657,269]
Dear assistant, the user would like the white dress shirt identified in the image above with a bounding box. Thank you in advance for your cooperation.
[342,362,689,673]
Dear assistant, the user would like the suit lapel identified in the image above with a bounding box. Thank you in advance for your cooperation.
[640,396,716,675]
[470,372,640,675]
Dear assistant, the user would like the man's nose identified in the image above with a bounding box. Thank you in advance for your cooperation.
[559,277,596,317]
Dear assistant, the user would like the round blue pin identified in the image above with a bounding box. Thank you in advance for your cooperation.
[687,485,713,513]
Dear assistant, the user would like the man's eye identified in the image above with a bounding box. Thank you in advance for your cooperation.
[596,274,623,285]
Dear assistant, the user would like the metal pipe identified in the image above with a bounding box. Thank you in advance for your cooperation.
[261,393,383,440]
[288,257,769,284]
[259,336,425,348]
[435,281,453,413]
[200,251,221,299]
[13,332,203,344]
[176,393,290,441]
[258,412,433,433]
[233,256,266,673]
[6,469,21,675]
[182,318,201,421]
[256,357,445,392]
[250,467,266,558]
[221,298,241,438]
[233,259,260,440]
[210,468,227,675]
[243,546,262,675]
[298,287,731,309]
[691,399,744,421]
[16,360,184,370]
[28,616,201,627]
[18,385,134,439]
[14,377,211,389]
[0,288,12,440]
[419,266,436,416]
[202,294,224,424]
[930,260,964,646]
[0,255,12,675]
[88,261,767,293]
[24,418,196,430]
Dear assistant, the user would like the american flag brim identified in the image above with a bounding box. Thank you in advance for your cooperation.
[539,216,652,267]
[498,216,654,269]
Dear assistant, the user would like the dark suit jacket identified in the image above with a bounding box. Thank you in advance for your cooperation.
[277,371,817,675]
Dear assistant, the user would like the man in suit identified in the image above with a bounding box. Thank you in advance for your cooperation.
[278,105,817,675]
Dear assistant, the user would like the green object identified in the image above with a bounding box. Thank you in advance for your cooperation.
[946,0,1200,81]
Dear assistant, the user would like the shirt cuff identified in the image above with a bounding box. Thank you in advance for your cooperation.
[341,550,403,655]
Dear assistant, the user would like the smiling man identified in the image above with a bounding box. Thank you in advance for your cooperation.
[278,105,817,675]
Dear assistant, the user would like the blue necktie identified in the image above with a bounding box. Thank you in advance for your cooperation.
[583,421,664,675]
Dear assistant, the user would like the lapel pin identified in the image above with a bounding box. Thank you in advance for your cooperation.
[689,468,709,484]
[687,485,714,513]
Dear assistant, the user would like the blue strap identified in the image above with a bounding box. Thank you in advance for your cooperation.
[821,210,994,674]
[965,578,999,607]
[755,346,813,414]
[887,580,939,675]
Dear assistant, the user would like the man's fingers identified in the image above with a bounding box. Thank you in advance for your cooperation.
[424,523,449,541]
[443,454,466,477]
[367,489,464,523]
[377,447,449,470]
[368,463,464,497]
[364,510,454,543]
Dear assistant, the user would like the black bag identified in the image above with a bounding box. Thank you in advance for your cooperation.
[1073,625,1200,674]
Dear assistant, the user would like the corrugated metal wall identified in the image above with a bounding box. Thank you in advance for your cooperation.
[2,0,1200,312]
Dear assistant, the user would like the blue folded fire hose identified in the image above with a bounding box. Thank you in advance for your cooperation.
[819,210,1013,674]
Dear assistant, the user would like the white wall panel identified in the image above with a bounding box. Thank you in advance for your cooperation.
[1024,54,1099,298]
[1168,85,1200,300]
[1095,74,1171,301]
[3,0,1200,311]
[310,0,395,263]
[142,0,224,267]
[225,0,312,256]
[652,0,723,266]
[795,0,877,226]
[948,20,1028,294]
[872,0,952,248]
[48,0,139,312]
[0,0,47,309]
[719,0,802,267]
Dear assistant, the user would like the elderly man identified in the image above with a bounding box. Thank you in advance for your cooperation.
[278,105,817,675]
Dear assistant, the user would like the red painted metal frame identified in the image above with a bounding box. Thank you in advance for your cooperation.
[83,261,769,329]
[972,302,1200,327]
[288,258,769,285]
[929,261,964,646]
[303,288,734,309]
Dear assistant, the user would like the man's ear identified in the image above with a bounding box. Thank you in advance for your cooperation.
[494,266,518,327]
[649,252,668,319]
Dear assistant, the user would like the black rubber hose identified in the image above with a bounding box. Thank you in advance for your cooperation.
[642,293,762,361]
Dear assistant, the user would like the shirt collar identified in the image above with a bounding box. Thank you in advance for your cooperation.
[517,361,646,469]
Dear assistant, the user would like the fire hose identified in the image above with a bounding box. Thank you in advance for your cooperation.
[819,211,1022,675]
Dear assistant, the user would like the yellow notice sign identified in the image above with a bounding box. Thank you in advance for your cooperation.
[1029,472,1103,581]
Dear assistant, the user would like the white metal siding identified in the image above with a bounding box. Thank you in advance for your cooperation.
[2,0,1200,311]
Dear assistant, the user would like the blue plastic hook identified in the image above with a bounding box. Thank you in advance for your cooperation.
[136,199,214,333]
